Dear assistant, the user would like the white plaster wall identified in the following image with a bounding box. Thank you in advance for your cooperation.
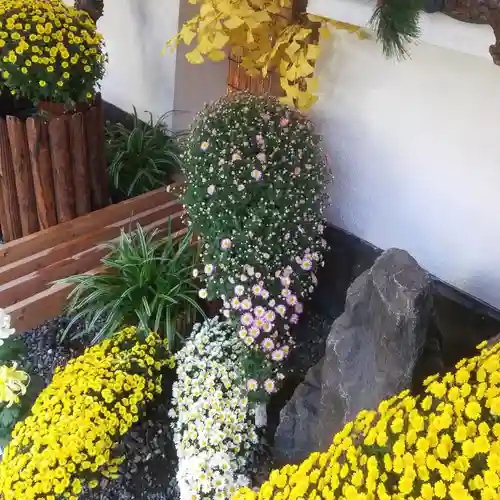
[93,0,180,121]
[312,32,500,308]
[172,0,228,131]
[86,0,227,126]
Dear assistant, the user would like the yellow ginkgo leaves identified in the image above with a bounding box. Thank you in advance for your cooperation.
[167,0,369,111]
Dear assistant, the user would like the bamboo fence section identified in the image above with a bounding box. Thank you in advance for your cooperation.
[0,97,109,242]
[0,185,185,332]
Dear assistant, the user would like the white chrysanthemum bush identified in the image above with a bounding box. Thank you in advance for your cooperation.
[171,318,260,500]
[182,92,329,395]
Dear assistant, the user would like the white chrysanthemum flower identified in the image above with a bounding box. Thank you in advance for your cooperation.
[0,310,15,346]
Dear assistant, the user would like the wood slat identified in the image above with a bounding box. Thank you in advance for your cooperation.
[69,112,91,217]
[49,116,76,223]
[0,199,183,285]
[26,118,57,230]
[0,212,185,306]
[6,227,189,333]
[86,104,106,210]
[95,95,109,207]
[0,185,180,267]
[5,270,103,333]
[0,118,20,242]
[6,116,39,236]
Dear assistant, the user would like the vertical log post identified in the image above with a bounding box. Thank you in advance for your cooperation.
[95,95,110,208]
[26,118,57,230]
[6,116,39,236]
[86,102,108,210]
[0,119,21,241]
[48,116,76,223]
[69,112,91,216]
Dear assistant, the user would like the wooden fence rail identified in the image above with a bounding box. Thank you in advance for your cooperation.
[0,97,109,243]
[0,185,184,332]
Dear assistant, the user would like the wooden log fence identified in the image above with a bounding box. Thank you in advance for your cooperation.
[0,186,185,333]
[0,97,109,242]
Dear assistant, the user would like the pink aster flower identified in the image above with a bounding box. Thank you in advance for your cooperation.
[261,338,274,351]
[301,259,313,271]
[280,117,289,127]
[247,379,258,391]
[241,313,253,326]
[241,299,252,310]
[251,169,262,181]
[272,350,284,362]
[221,238,232,250]
[276,304,286,317]
[265,310,276,322]
[286,295,298,306]
[254,306,265,318]
[249,327,260,338]
[264,379,276,394]
[254,318,264,329]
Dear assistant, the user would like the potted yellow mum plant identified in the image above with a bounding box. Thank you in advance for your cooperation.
[0,0,106,114]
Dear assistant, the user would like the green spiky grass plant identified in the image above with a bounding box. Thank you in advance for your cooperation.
[57,221,204,350]
[106,108,184,199]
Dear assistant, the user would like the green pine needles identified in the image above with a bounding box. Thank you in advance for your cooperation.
[370,0,424,59]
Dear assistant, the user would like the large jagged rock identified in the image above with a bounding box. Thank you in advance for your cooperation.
[274,248,433,464]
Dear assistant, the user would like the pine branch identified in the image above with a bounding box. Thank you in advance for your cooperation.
[369,0,424,59]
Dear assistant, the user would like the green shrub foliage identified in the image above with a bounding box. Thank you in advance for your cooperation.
[182,92,329,392]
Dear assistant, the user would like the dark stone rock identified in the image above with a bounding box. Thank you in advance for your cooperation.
[423,0,444,12]
[274,248,432,464]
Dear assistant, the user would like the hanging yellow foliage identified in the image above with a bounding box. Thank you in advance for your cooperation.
[167,0,368,111]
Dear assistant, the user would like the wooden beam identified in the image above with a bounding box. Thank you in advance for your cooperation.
[0,185,181,266]
[0,200,183,285]
[0,211,185,306]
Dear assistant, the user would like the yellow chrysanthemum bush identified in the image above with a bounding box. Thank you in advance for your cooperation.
[168,0,366,111]
[0,0,106,105]
[234,339,500,500]
[0,326,174,500]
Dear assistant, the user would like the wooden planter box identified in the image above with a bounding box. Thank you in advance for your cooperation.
[0,96,109,243]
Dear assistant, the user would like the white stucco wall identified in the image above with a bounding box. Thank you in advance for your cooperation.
[87,0,227,126]
[311,30,500,309]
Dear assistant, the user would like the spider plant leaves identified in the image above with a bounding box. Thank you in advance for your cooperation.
[106,106,185,199]
[56,222,203,350]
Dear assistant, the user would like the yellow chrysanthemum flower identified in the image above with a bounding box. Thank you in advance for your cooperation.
[0,327,174,498]
[0,363,29,407]
[235,342,500,499]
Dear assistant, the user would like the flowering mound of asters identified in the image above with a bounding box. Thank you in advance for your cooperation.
[182,92,329,392]
[0,327,174,500]
[234,340,500,500]
[171,318,259,500]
